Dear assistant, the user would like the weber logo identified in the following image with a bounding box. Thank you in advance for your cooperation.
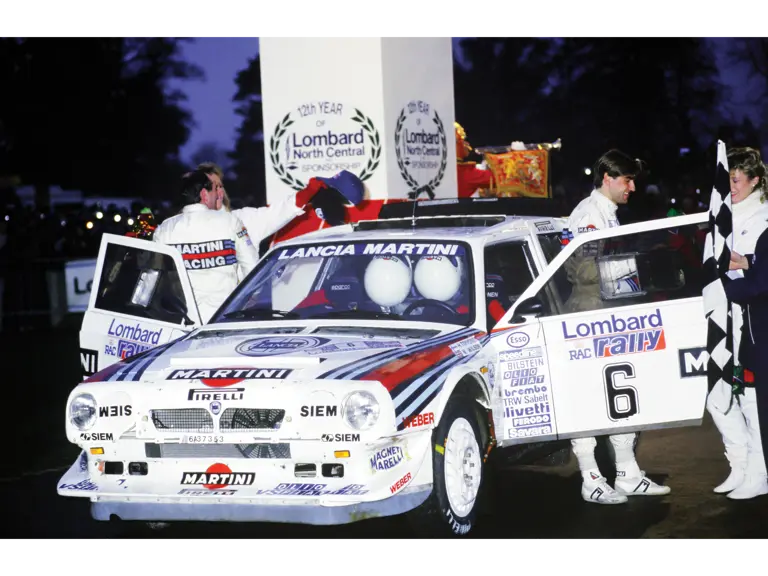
[321,433,360,442]
[678,347,708,378]
[80,348,98,377]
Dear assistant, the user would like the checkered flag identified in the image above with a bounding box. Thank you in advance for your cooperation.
[702,140,735,394]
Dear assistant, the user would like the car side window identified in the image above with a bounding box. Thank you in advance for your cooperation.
[94,243,191,325]
[484,241,536,328]
[529,221,708,318]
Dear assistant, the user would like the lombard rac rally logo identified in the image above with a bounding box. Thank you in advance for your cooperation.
[236,336,331,357]
[506,331,530,348]
[562,308,666,359]
[269,101,381,191]
[394,100,448,199]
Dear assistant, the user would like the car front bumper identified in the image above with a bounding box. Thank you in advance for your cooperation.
[58,429,433,525]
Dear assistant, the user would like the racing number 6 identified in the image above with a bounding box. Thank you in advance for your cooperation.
[603,362,639,421]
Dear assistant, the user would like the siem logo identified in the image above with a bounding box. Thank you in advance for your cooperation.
[321,433,360,442]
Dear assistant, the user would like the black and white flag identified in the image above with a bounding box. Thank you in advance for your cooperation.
[702,140,735,394]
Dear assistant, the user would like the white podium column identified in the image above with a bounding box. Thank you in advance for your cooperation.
[260,38,457,203]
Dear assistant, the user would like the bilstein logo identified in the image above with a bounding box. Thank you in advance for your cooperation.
[394,100,447,200]
[269,101,381,191]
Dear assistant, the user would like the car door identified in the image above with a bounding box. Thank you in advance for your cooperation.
[79,233,203,379]
[490,212,710,446]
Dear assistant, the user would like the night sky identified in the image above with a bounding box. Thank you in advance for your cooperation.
[173,37,762,163]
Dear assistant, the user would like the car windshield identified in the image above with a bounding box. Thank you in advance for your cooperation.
[212,239,474,326]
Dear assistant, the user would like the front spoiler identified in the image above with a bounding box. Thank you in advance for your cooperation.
[60,450,432,525]
[90,486,431,525]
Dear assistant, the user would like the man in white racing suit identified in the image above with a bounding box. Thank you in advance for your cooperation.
[564,149,671,504]
[153,170,260,324]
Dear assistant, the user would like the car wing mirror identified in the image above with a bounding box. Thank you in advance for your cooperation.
[510,296,544,324]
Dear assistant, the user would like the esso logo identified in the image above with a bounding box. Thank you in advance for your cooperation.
[506,331,530,348]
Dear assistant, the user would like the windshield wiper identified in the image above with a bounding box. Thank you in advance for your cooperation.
[221,308,300,320]
[309,309,402,321]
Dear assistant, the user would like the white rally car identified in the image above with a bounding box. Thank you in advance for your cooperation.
[60,199,711,535]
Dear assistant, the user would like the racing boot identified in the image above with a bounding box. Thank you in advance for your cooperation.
[581,471,627,505]
[726,474,768,500]
[713,462,746,494]
[614,461,671,496]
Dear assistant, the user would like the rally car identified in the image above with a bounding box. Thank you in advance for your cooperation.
[60,198,711,535]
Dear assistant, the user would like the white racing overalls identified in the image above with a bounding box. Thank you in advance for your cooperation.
[153,204,260,323]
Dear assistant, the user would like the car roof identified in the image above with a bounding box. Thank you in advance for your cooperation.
[273,213,568,248]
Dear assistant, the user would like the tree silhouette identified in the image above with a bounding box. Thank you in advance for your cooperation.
[191,141,233,178]
[0,38,203,205]
[229,54,266,207]
[453,38,726,205]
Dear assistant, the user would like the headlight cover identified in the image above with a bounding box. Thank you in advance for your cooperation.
[342,391,380,430]
[70,393,98,431]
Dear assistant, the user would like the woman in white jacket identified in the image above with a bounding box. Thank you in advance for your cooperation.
[707,146,768,499]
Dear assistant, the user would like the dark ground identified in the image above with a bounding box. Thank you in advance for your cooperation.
[3,315,768,539]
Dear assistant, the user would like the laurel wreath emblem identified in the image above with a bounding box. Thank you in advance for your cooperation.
[394,107,448,200]
[269,108,381,191]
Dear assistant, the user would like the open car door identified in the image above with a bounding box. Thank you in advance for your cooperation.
[490,212,710,446]
[79,233,203,379]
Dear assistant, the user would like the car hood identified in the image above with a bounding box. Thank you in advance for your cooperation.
[87,324,487,386]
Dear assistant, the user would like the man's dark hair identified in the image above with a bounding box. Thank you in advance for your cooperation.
[180,170,213,205]
[197,162,224,179]
[593,149,645,188]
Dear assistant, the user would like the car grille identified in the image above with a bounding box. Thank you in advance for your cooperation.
[145,442,291,459]
[219,408,285,431]
[149,408,285,433]
[151,409,214,433]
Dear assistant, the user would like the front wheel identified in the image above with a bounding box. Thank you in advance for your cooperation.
[407,396,485,536]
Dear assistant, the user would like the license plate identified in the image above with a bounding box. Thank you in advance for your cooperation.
[184,435,225,444]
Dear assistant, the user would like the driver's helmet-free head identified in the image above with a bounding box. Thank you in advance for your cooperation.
[364,255,412,307]
[414,255,463,302]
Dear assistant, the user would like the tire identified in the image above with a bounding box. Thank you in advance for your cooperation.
[406,396,486,537]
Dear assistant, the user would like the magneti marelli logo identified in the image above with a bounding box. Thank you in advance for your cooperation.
[269,101,381,191]
[394,100,447,200]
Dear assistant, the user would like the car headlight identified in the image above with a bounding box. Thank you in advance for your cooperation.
[342,391,380,430]
[70,393,98,431]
